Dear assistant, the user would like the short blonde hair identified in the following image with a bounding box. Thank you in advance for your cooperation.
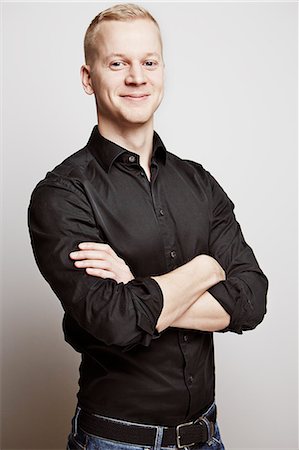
[84,3,163,65]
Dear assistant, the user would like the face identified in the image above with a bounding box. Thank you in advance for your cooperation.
[81,19,165,129]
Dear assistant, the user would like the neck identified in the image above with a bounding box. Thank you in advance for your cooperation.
[97,117,154,173]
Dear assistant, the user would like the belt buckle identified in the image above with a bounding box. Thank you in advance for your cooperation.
[176,421,195,449]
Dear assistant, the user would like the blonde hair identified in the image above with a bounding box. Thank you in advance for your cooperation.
[84,3,163,65]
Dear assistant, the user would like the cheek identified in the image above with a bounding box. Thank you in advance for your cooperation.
[94,73,121,93]
[153,82,164,99]
[96,83,118,104]
[151,72,164,89]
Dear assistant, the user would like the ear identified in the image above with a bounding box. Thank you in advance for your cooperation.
[80,64,94,95]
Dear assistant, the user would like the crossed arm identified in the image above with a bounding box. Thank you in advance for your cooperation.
[69,242,231,333]
[29,171,267,347]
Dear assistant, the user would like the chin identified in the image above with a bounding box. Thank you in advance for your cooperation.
[117,102,158,123]
[121,112,154,125]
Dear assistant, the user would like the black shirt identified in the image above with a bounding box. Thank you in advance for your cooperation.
[28,125,268,426]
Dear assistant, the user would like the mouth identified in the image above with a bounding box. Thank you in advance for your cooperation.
[120,94,150,101]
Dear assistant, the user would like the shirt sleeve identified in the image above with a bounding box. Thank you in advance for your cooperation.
[27,174,164,351]
[206,171,268,334]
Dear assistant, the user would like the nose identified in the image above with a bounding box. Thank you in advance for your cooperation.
[125,62,146,86]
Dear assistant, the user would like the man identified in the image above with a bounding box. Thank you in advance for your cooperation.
[28,3,268,450]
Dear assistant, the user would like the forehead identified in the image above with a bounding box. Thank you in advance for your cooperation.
[93,19,162,58]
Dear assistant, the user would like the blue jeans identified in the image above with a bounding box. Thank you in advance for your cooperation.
[66,403,225,450]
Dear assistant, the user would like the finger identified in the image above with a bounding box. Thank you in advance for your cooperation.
[78,242,119,258]
[74,260,112,270]
[70,250,108,260]
[85,267,117,280]
[78,242,106,250]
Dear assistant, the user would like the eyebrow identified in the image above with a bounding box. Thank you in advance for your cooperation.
[105,52,161,62]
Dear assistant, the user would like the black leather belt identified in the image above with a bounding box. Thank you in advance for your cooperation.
[78,404,217,448]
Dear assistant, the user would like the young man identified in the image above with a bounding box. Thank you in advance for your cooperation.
[28,4,268,450]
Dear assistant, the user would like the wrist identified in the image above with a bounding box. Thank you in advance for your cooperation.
[195,254,225,288]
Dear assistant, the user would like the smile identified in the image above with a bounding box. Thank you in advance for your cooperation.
[121,94,150,101]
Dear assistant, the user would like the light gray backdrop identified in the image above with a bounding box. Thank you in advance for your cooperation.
[2,2,298,449]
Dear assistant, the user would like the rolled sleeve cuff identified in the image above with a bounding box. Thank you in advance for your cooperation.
[121,276,164,352]
[207,280,244,334]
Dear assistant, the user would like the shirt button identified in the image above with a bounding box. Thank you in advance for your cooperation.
[170,250,176,258]
[159,209,164,216]
[128,155,136,163]
[140,171,145,177]
[183,334,188,342]
[188,375,193,384]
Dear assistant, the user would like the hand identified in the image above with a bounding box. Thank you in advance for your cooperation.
[69,242,134,284]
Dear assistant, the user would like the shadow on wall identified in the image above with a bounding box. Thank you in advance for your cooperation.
[2,261,80,450]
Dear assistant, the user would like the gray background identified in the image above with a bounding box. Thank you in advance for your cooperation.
[2,2,298,449]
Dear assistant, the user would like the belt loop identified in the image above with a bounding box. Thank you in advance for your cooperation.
[153,426,164,450]
[201,416,215,444]
[73,405,81,437]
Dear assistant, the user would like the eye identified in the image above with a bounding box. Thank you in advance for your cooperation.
[143,60,158,69]
[110,61,126,70]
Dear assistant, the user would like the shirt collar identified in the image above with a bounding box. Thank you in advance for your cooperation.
[86,125,167,173]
